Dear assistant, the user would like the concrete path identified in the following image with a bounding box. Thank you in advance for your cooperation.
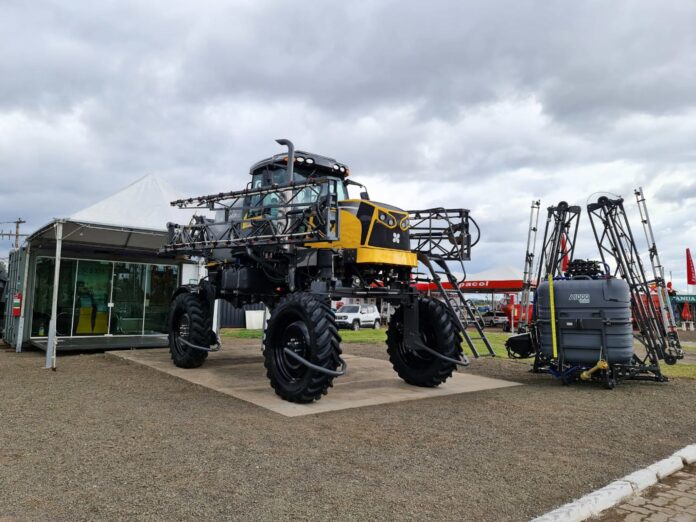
[597,465,696,521]
[107,346,521,417]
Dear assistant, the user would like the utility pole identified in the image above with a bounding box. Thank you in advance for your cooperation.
[15,218,25,248]
[0,218,28,248]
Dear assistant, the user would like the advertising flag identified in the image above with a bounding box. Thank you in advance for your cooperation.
[688,248,696,286]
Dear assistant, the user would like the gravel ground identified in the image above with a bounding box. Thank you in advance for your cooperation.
[2,340,696,522]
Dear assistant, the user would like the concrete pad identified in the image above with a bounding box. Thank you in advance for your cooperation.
[107,347,521,417]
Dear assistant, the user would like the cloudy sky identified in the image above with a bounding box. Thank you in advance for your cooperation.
[1,0,695,288]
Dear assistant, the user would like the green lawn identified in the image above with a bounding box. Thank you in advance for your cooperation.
[220,327,387,343]
[663,364,696,380]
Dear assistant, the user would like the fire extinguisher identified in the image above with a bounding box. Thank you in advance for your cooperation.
[12,293,22,317]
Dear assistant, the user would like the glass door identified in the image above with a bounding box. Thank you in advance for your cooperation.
[110,263,147,335]
[73,260,113,336]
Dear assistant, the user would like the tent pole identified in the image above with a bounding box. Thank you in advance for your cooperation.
[14,242,31,353]
[45,221,64,370]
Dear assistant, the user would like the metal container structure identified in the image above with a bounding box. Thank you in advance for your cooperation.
[536,277,633,365]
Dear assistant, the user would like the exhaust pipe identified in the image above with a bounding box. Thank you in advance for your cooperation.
[275,138,295,183]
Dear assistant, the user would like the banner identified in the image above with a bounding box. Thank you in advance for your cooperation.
[672,295,696,304]
[688,248,696,285]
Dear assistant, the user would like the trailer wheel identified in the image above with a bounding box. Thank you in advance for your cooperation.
[263,293,342,403]
[603,369,616,390]
[386,297,460,387]
[168,292,211,369]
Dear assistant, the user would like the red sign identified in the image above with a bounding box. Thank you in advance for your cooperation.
[688,248,696,285]
[415,279,524,293]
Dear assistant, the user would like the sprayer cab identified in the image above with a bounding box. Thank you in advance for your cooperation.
[246,140,414,267]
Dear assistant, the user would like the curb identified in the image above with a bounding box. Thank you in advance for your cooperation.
[532,443,696,522]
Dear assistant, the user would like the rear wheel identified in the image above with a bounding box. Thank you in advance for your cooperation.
[386,297,461,387]
[168,292,211,369]
[263,293,342,403]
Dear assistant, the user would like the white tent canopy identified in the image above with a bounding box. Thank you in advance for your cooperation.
[70,174,191,231]
[22,174,198,368]
[27,174,196,251]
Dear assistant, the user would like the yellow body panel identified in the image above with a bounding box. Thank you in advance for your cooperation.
[356,247,417,267]
[308,201,416,267]
[310,209,363,250]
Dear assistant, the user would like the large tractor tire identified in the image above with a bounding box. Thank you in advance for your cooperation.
[263,292,342,403]
[386,297,461,387]
[168,292,212,369]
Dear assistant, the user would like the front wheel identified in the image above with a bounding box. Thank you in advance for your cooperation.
[373,319,380,329]
[263,293,342,403]
[168,292,212,369]
[386,297,461,387]
[352,320,360,331]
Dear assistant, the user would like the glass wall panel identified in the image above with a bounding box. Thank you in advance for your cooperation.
[73,260,112,336]
[31,258,78,337]
[111,263,146,335]
[144,264,179,334]
[30,257,179,338]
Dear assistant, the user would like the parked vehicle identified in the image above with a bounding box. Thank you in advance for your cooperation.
[483,311,509,327]
[335,304,381,330]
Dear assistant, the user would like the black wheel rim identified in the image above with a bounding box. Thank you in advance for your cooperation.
[273,319,310,383]
[396,314,436,368]
[173,312,190,355]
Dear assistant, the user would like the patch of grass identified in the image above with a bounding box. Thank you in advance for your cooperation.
[479,332,511,357]
[681,342,696,352]
[662,364,696,380]
[221,326,514,352]
[220,328,263,339]
[221,327,387,343]
[337,328,388,343]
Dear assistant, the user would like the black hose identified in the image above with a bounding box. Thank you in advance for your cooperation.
[469,215,481,247]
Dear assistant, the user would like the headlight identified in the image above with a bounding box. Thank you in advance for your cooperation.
[333,164,340,171]
[339,166,346,173]
[379,213,396,227]
[400,218,410,230]
[306,158,314,165]
[296,157,305,163]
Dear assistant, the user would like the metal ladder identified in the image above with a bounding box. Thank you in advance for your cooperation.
[587,195,683,367]
[418,253,496,358]
[519,200,541,331]
[634,187,681,347]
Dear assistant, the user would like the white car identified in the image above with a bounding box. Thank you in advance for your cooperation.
[335,304,381,330]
